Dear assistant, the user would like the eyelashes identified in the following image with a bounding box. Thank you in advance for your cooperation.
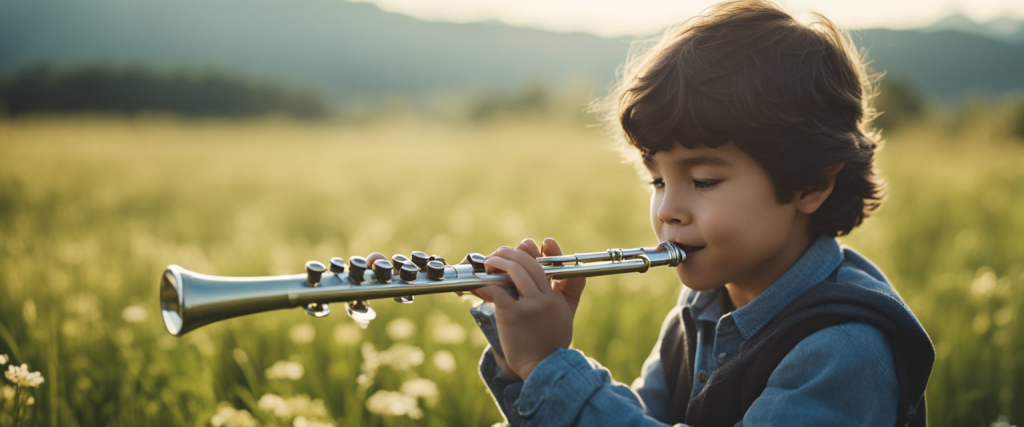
[648,178,722,189]
[693,179,721,189]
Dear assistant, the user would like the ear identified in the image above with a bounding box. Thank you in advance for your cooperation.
[795,163,844,215]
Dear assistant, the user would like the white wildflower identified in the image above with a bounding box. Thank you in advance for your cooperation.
[259,393,291,419]
[360,342,380,373]
[0,354,7,365]
[366,390,422,419]
[432,322,467,344]
[379,344,424,371]
[432,350,456,372]
[401,378,439,405]
[290,324,316,345]
[26,396,35,406]
[121,304,149,324]
[210,404,258,427]
[265,360,304,381]
[971,269,997,297]
[386,318,416,341]
[5,363,45,388]
[283,394,329,420]
[259,393,330,421]
[333,323,362,346]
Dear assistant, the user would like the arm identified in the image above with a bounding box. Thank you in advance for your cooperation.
[473,238,688,426]
[480,346,689,427]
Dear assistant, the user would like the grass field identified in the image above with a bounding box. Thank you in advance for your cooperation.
[0,115,1021,426]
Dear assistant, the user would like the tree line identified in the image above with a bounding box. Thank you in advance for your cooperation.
[0,63,332,119]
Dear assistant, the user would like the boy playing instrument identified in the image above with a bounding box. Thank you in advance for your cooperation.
[470,1,935,425]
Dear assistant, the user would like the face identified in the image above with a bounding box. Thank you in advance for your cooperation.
[646,142,812,294]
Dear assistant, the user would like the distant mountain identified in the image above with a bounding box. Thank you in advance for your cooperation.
[921,13,1024,44]
[851,29,1024,100]
[1,0,1022,105]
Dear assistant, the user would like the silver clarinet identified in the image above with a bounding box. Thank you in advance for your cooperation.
[159,241,686,336]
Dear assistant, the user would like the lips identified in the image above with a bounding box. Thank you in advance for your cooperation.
[674,242,705,254]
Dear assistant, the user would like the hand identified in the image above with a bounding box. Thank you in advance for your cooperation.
[473,238,587,380]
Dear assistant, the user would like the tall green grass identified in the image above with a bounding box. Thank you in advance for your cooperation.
[0,115,1020,426]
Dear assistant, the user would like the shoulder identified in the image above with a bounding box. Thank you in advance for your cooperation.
[787,321,896,379]
[836,246,900,297]
[747,322,899,424]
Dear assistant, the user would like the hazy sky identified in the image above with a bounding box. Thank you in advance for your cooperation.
[352,0,1024,37]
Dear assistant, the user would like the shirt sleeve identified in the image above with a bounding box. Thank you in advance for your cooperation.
[479,346,691,427]
[739,322,899,426]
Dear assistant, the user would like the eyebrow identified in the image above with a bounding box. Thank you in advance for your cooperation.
[643,155,731,169]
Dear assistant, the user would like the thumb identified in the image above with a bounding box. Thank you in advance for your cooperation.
[474,284,518,308]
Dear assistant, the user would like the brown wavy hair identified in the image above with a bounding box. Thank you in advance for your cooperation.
[598,0,884,237]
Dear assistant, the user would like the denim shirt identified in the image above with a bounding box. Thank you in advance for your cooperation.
[478,236,903,426]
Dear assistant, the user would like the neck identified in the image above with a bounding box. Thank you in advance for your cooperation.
[725,229,815,309]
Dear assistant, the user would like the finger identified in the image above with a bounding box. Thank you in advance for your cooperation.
[553,278,586,301]
[492,247,550,295]
[484,255,543,299]
[544,238,586,299]
[541,237,563,257]
[475,284,518,307]
[484,246,512,274]
[516,238,541,258]
[365,252,387,265]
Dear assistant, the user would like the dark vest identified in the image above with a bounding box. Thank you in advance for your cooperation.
[660,281,935,427]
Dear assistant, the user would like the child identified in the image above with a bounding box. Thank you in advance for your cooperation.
[469,1,935,425]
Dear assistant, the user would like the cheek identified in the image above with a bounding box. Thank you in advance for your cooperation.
[649,192,662,236]
[700,195,780,247]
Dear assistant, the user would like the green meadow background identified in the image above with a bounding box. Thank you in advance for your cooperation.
[1,103,1022,426]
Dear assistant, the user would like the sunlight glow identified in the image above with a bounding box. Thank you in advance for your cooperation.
[350,0,1024,37]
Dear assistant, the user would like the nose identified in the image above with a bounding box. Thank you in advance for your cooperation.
[655,187,692,225]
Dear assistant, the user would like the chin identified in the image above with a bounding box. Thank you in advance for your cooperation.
[675,269,723,293]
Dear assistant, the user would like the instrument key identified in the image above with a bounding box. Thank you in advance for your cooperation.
[329,257,346,274]
[392,254,410,274]
[426,260,445,281]
[373,259,393,283]
[349,256,368,284]
[465,253,486,273]
[411,251,429,271]
[400,262,419,282]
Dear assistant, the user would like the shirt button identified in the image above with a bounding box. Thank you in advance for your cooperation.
[698,370,708,382]
[717,353,727,363]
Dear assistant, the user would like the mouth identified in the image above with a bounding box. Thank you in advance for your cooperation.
[677,243,705,255]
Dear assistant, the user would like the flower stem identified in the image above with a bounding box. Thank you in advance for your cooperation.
[12,385,22,427]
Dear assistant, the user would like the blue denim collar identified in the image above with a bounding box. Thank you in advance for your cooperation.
[686,235,844,339]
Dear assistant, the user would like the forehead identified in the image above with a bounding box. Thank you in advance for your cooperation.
[643,143,744,169]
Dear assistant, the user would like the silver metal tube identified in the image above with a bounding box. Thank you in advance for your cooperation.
[160,241,685,336]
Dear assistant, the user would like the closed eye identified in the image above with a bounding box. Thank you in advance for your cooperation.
[694,179,721,189]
